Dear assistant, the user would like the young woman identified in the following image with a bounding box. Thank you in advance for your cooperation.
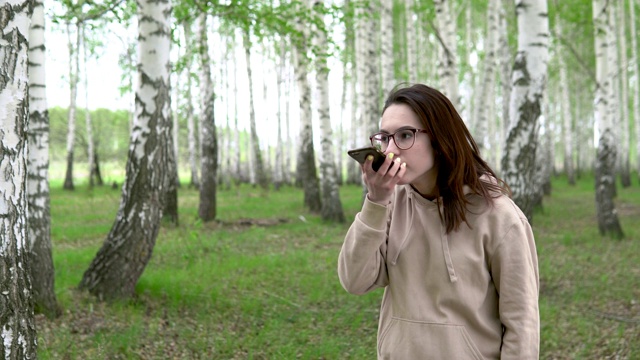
[338,84,539,359]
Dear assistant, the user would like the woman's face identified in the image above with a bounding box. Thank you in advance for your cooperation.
[380,103,438,194]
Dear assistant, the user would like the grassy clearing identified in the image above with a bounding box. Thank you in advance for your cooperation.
[38,175,639,359]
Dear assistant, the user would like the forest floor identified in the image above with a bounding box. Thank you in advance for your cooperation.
[36,174,639,359]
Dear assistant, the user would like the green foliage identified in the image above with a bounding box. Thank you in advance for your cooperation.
[49,106,131,163]
[37,175,639,358]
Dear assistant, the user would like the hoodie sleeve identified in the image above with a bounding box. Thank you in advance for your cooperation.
[491,212,540,360]
[337,196,390,295]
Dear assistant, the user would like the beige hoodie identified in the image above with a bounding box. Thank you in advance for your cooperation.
[338,184,539,359]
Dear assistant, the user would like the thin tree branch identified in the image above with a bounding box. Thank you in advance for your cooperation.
[554,33,597,85]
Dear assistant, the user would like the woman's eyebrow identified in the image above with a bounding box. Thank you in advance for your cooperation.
[380,125,418,133]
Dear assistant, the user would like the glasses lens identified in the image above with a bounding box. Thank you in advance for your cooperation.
[371,134,388,151]
[394,129,416,150]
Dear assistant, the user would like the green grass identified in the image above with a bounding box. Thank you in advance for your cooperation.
[37,175,639,359]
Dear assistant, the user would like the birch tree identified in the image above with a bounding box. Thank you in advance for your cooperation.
[616,0,630,187]
[79,0,174,299]
[183,21,199,188]
[198,13,218,221]
[554,6,575,185]
[63,21,80,190]
[293,0,321,212]
[630,0,640,182]
[0,0,38,356]
[498,1,512,157]
[380,0,394,94]
[27,0,60,319]
[243,28,269,189]
[501,0,550,222]
[433,0,459,109]
[472,0,499,154]
[314,0,345,222]
[592,0,624,238]
[274,40,287,190]
[81,23,98,188]
[405,0,417,81]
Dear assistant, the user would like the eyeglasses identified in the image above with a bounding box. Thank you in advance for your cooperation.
[369,128,429,152]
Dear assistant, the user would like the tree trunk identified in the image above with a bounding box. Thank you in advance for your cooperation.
[198,13,218,222]
[501,0,550,222]
[0,1,39,356]
[381,0,394,94]
[433,0,459,109]
[345,1,359,185]
[363,0,381,145]
[93,152,104,185]
[78,0,173,299]
[233,38,243,183]
[405,0,417,81]
[163,75,179,225]
[314,0,346,223]
[242,29,269,189]
[181,22,199,189]
[498,1,512,174]
[64,21,80,190]
[630,0,640,183]
[81,23,97,188]
[274,40,286,190]
[555,10,575,185]
[592,0,624,238]
[616,0,631,187]
[27,0,60,319]
[293,0,322,212]
[472,0,499,154]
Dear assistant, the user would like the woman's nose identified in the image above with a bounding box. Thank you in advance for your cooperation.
[384,138,401,155]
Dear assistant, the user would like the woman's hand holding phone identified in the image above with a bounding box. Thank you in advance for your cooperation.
[347,147,407,205]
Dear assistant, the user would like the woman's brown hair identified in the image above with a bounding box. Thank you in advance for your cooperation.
[382,83,511,233]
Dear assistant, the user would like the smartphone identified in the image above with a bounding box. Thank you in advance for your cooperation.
[347,146,389,172]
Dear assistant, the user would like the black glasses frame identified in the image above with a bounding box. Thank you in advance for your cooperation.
[369,128,429,151]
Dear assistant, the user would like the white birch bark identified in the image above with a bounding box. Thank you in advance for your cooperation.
[197,13,218,221]
[405,0,417,81]
[555,11,575,185]
[363,0,380,144]
[27,0,59,319]
[501,0,550,221]
[282,60,293,185]
[274,40,286,190]
[63,21,80,190]
[1,1,38,356]
[79,0,174,298]
[182,21,199,188]
[606,1,621,188]
[293,0,321,211]
[471,0,499,154]
[498,2,512,151]
[381,0,394,94]
[81,24,96,188]
[630,0,640,181]
[616,0,631,186]
[314,0,345,222]
[433,0,459,109]
[233,37,242,181]
[347,64,360,184]
[242,29,268,189]
[592,0,623,238]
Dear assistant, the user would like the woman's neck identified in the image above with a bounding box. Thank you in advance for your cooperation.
[410,183,437,200]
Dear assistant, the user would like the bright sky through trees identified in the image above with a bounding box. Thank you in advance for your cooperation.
[43,7,348,150]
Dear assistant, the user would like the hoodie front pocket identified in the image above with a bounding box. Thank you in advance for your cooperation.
[378,317,485,360]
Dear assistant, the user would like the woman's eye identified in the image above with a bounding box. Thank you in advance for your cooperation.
[400,131,413,139]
